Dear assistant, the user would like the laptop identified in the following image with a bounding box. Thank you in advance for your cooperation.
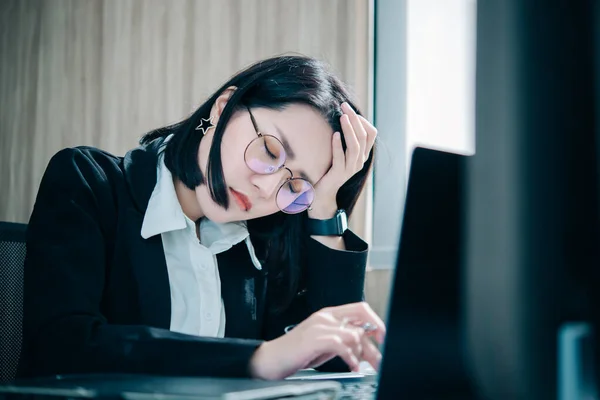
[0,147,469,399]
[0,374,340,400]
[289,146,475,399]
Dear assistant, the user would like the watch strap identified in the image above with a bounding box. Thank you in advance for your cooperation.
[307,209,348,236]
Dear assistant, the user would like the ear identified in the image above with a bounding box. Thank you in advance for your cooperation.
[211,86,237,120]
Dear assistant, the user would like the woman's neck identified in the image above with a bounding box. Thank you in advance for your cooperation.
[173,178,204,222]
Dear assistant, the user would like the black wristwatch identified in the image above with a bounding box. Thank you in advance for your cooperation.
[307,209,348,236]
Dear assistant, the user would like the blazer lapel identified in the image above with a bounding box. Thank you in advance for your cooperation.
[217,242,267,339]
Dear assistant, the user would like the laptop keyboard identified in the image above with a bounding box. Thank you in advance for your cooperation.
[338,381,378,399]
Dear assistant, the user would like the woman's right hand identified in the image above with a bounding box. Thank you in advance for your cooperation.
[249,302,386,380]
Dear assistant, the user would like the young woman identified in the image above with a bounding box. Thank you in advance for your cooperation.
[18,55,385,381]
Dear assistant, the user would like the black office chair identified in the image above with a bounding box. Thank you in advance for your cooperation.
[0,222,27,383]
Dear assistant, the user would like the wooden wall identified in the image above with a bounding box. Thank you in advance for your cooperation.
[0,0,370,220]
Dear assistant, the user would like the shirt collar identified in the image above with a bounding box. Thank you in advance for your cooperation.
[140,152,187,239]
[198,218,248,253]
[199,219,261,270]
[141,149,186,239]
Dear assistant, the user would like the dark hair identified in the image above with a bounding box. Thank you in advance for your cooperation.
[141,55,375,313]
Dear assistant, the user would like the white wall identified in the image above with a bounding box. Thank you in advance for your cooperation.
[405,0,476,166]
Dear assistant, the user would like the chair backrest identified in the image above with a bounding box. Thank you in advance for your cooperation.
[0,222,27,383]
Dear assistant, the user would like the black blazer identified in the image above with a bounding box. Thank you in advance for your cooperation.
[18,139,368,379]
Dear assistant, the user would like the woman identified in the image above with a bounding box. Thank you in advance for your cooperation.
[18,55,385,381]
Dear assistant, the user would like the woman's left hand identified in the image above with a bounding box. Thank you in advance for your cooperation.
[308,102,377,219]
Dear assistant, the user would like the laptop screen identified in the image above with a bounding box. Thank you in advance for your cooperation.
[376,147,475,399]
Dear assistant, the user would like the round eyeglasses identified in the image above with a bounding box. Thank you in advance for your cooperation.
[244,107,315,214]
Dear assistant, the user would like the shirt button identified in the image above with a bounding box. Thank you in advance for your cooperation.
[205,312,212,320]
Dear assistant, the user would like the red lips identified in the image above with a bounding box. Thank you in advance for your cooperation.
[230,188,252,211]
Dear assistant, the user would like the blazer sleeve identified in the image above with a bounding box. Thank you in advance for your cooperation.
[304,231,369,310]
[262,230,369,372]
[19,148,261,379]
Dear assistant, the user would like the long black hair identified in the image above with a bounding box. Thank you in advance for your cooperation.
[141,55,375,313]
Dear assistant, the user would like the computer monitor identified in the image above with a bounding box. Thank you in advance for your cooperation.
[465,0,599,399]
[378,1,599,398]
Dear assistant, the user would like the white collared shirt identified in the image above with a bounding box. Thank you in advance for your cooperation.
[141,150,261,338]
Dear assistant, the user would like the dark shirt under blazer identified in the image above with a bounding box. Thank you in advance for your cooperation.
[17,139,368,378]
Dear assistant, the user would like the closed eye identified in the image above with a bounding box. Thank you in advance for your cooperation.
[263,140,278,160]
[289,181,299,194]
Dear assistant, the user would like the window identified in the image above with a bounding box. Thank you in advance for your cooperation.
[372,0,476,269]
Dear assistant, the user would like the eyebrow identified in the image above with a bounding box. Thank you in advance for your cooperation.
[273,124,314,184]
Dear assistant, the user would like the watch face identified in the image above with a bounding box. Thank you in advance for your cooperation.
[337,210,348,234]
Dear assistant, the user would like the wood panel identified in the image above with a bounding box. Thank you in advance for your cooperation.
[0,0,371,223]
[365,268,394,319]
